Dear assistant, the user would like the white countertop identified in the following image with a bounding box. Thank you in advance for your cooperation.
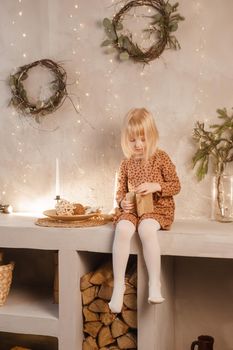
[0,213,232,258]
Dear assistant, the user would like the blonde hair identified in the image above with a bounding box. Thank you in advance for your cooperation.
[121,108,159,160]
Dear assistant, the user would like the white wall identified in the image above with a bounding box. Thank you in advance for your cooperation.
[0,0,233,216]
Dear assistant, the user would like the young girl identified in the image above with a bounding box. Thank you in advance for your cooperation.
[109,108,181,314]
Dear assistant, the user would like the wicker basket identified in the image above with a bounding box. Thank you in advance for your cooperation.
[0,261,14,306]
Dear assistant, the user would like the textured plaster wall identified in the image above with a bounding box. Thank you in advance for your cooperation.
[0,0,233,216]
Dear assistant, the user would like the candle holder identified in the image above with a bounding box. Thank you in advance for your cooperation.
[0,204,13,214]
[54,195,61,205]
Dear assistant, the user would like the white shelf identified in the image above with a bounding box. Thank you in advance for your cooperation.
[0,214,232,258]
[0,214,233,349]
[0,287,58,336]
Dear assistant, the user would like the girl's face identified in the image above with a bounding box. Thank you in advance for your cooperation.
[128,134,146,159]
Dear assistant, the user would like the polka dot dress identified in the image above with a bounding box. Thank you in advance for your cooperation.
[114,149,181,230]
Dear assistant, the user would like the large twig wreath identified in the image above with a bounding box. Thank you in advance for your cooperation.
[9,59,69,118]
[102,0,184,63]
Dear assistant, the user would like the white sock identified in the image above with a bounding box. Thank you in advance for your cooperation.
[109,220,136,313]
[138,219,165,304]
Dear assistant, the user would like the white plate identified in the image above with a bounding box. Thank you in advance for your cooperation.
[43,209,99,221]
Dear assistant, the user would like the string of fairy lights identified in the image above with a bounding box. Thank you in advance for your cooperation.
[192,0,209,124]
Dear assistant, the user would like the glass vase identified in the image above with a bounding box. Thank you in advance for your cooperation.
[211,175,233,222]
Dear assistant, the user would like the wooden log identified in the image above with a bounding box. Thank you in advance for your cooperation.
[80,271,94,291]
[128,272,137,288]
[117,332,137,349]
[98,326,115,347]
[100,312,116,326]
[90,261,113,285]
[111,318,129,338]
[125,277,137,294]
[121,310,137,329]
[125,283,137,295]
[82,286,99,305]
[98,281,113,301]
[82,336,98,350]
[10,348,31,350]
[89,298,110,313]
[135,192,153,216]
[84,321,103,338]
[83,306,99,322]
[100,347,120,350]
[123,293,137,310]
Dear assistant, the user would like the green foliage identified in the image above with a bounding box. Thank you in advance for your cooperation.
[101,0,184,64]
[192,108,233,181]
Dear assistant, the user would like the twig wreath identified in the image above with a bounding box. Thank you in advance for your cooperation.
[102,0,184,63]
[9,59,69,118]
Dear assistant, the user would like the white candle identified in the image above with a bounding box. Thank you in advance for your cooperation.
[113,171,118,208]
[55,158,60,197]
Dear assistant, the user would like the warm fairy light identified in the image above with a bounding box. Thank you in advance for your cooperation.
[18,11,23,16]
[79,23,84,28]
[69,14,73,18]
[74,4,78,9]
[15,197,55,214]
[22,33,26,37]
[22,53,27,58]
[73,27,77,32]
[85,92,90,97]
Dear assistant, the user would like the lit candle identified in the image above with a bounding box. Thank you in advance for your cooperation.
[113,171,118,208]
[55,158,60,197]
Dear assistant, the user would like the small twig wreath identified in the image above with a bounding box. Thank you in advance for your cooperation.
[9,59,69,118]
[102,0,184,63]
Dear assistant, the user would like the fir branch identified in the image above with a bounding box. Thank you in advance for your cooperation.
[192,108,233,180]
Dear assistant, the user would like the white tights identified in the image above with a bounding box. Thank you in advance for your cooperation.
[109,218,164,313]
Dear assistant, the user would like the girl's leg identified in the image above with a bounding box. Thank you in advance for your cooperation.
[138,218,164,304]
[109,219,136,313]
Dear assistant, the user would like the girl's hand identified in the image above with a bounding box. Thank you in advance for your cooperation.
[135,182,161,195]
[120,198,135,213]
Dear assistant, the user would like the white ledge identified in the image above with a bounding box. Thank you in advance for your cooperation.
[0,214,232,258]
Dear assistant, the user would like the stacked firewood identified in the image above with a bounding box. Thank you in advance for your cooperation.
[81,262,137,350]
